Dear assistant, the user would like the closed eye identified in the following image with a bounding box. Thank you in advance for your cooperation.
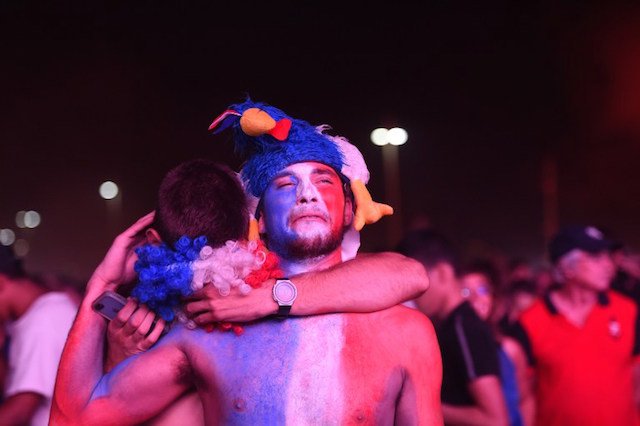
[277,181,294,189]
[274,176,295,189]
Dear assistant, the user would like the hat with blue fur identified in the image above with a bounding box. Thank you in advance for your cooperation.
[209,99,344,199]
[209,98,394,249]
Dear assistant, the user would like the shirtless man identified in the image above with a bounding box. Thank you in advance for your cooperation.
[104,158,433,425]
[52,100,443,424]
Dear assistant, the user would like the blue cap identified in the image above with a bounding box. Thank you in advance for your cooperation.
[548,225,614,264]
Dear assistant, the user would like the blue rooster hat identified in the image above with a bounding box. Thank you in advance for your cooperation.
[209,98,345,198]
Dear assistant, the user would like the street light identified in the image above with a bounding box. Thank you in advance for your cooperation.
[370,127,408,247]
[0,229,15,246]
[99,181,119,200]
[100,180,122,232]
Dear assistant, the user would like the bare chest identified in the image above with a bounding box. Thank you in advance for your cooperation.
[182,315,403,425]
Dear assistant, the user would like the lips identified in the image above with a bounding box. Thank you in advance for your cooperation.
[289,209,329,225]
[292,214,326,223]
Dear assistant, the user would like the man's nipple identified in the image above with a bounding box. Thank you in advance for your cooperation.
[233,397,246,412]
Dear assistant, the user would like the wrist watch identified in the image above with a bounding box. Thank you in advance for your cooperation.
[273,278,297,319]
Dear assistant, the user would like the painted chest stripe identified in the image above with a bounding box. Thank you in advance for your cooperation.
[286,315,346,425]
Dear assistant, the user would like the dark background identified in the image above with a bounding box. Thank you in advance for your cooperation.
[1,2,639,282]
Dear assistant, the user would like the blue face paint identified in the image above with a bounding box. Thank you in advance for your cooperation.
[260,162,347,262]
[262,172,301,256]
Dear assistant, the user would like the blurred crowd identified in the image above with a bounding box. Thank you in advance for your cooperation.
[398,223,640,425]
[1,220,640,425]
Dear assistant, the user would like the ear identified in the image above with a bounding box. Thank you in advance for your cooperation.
[145,228,163,245]
[557,263,572,281]
[440,263,456,282]
[258,214,267,234]
[343,196,354,227]
[430,262,455,285]
[556,255,577,282]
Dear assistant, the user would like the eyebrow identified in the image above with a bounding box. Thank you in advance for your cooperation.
[272,171,294,180]
[312,168,338,177]
[271,167,339,180]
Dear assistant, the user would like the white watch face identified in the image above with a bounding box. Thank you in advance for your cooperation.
[275,281,296,304]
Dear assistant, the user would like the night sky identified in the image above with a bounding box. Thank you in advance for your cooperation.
[2,2,640,282]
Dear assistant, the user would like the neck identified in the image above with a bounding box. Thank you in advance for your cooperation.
[555,281,599,307]
[279,248,343,276]
[434,280,464,322]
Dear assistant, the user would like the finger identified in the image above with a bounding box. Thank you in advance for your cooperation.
[116,212,156,244]
[377,203,394,216]
[134,309,157,338]
[184,300,212,316]
[183,286,208,302]
[122,305,151,335]
[112,299,139,329]
[192,312,215,326]
[143,319,167,349]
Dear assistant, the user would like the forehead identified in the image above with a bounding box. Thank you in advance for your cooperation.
[462,272,489,284]
[276,162,340,179]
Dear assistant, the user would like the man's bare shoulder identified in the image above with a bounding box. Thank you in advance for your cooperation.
[344,306,437,344]
[340,307,440,376]
[357,304,432,325]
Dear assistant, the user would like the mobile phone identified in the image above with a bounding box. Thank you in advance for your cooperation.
[92,290,127,321]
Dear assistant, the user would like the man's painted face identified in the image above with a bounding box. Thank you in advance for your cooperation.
[260,162,352,260]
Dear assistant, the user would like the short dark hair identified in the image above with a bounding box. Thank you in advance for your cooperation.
[396,229,460,274]
[154,159,248,248]
[506,279,537,297]
[462,258,502,294]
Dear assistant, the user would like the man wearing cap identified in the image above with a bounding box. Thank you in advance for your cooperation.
[510,225,640,426]
[0,245,78,426]
[52,100,443,425]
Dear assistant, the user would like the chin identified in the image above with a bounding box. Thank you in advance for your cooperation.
[292,223,330,239]
[287,233,342,259]
[586,281,610,292]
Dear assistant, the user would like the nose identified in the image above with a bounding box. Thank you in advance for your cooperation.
[296,180,319,204]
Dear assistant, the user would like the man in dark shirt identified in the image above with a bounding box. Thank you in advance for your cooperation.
[398,230,508,426]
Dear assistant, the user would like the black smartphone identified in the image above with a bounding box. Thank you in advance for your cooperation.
[92,290,127,321]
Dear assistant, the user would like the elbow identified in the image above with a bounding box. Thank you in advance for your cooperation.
[50,407,73,426]
[50,403,73,426]
[401,254,430,296]
[487,404,510,426]
[495,414,510,426]
[50,398,84,426]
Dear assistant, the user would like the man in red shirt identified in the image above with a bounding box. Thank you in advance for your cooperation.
[511,225,640,426]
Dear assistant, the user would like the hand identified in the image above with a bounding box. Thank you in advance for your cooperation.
[105,299,166,371]
[89,211,155,292]
[184,281,274,324]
